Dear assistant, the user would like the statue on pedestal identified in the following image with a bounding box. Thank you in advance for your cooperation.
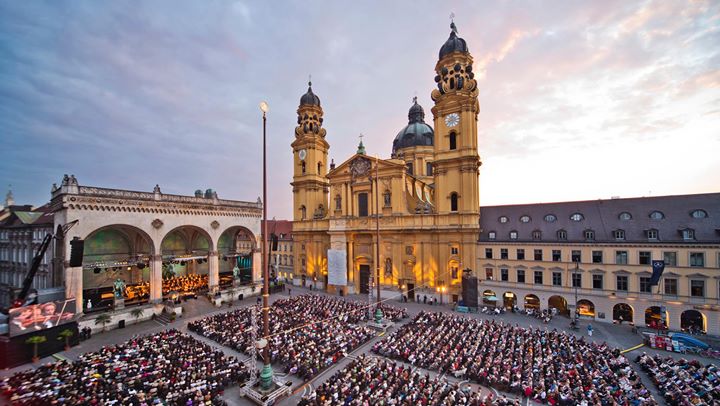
[113,278,126,299]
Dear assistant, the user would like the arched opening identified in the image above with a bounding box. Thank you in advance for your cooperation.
[524,294,540,310]
[613,303,634,324]
[577,299,595,317]
[482,289,498,306]
[680,310,706,334]
[645,306,669,330]
[317,161,322,175]
[300,205,307,220]
[301,161,306,174]
[503,292,517,309]
[218,226,257,289]
[160,226,213,298]
[450,193,458,212]
[82,225,154,312]
[449,132,457,150]
[548,295,569,316]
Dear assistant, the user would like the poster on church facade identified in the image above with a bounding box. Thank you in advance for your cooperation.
[327,249,347,286]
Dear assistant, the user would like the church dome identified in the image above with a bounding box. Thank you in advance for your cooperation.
[439,22,468,59]
[392,98,434,154]
[299,81,321,106]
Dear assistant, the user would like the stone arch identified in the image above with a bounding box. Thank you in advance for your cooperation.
[524,294,540,310]
[482,289,498,306]
[548,295,569,316]
[681,309,706,333]
[613,303,634,323]
[502,291,517,309]
[577,299,595,317]
[645,306,668,329]
[217,225,258,286]
[160,225,214,255]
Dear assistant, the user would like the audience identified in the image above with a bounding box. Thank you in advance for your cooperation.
[373,311,657,405]
[0,329,247,405]
[636,353,719,405]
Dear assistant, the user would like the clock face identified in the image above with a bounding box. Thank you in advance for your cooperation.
[298,149,307,161]
[445,113,460,128]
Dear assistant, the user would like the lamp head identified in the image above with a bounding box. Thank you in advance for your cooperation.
[259,101,269,113]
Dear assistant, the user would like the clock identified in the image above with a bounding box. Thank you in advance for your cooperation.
[444,113,460,128]
[298,149,307,161]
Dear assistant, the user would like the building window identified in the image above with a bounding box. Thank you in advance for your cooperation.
[592,251,603,264]
[499,216,509,223]
[649,210,664,220]
[584,230,595,241]
[570,213,584,221]
[647,229,658,240]
[664,278,678,296]
[450,193,458,212]
[572,273,581,288]
[639,251,651,265]
[552,272,561,286]
[509,230,518,240]
[557,230,567,240]
[485,268,493,280]
[639,277,652,293]
[534,271,543,284]
[517,270,525,283]
[485,248,493,259]
[552,250,561,262]
[516,249,525,260]
[690,209,708,219]
[619,212,632,221]
[663,251,676,266]
[488,231,496,240]
[613,230,625,240]
[616,275,628,291]
[301,161,306,174]
[615,251,628,265]
[690,252,705,267]
[500,249,508,260]
[690,280,705,297]
[544,214,557,222]
[317,162,322,174]
[571,250,581,263]
[358,193,369,217]
[335,195,342,210]
[426,162,433,176]
[501,268,508,282]
[534,249,542,261]
[406,162,413,175]
[383,190,391,207]
[451,266,459,279]
[532,230,542,240]
[682,229,695,240]
[520,215,531,223]
[449,132,457,150]
[451,247,459,255]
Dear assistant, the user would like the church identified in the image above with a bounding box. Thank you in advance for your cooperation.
[290,21,480,301]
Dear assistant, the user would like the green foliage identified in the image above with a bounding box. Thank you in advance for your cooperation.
[25,335,47,345]
[58,329,74,339]
[95,313,112,331]
[130,308,145,318]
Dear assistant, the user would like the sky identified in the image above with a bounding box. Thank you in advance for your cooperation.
[1,0,718,219]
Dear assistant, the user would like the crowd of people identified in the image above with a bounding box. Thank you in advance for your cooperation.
[373,311,657,405]
[636,353,719,405]
[298,355,520,405]
[188,295,407,380]
[162,274,208,295]
[0,329,247,405]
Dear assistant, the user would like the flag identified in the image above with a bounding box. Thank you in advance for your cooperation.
[649,260,665,286]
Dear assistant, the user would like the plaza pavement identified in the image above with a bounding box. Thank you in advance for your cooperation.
[2,285,716,405]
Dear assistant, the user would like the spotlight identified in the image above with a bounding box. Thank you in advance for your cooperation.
[127,266,132,271]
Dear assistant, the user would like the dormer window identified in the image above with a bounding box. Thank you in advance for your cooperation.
[570,213,584,222]
[649,210,664,220]
[488,231,496,240]
[681,228,695,240]
[584,229,595,241]
[499,216,509,224]
[690,209,708,219]
[557,230,567,240]
[520,215,531,223]
[544,214,557,222]
[646,229,659,240]
[509,230,518,240]
[532,230,542,240]
[613,229,625,240]
[618,212,632,221]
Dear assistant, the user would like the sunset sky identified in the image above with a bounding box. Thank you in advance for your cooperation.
[1,1,718,218]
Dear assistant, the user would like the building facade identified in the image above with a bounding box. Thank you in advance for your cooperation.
[263,219,294,282]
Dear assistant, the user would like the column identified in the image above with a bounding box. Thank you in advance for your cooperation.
[150,255,163,303]
[208,251,219,292]
[252,250,262,283]
[64,265,83,313]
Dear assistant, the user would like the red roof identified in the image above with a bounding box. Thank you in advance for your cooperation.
[261,219,293,240]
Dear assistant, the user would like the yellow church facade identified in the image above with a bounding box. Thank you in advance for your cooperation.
[291,23,480,300]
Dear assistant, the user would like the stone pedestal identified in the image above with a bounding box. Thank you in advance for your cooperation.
[114,298,125,310]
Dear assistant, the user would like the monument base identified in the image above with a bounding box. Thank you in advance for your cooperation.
[367,320,395,332]
[240,376,292,405]
[113,298,125,310]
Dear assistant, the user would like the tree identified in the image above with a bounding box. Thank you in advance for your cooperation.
[25,335,47,362]
[95,313,112,332]
[130,308,145,325]
[57,329,74,350]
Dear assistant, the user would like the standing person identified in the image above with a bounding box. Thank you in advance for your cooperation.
[288,288,292,297]
[423,295,427,304]
[587,324,593,337]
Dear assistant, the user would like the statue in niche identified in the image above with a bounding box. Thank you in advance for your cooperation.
[385,258,392,277]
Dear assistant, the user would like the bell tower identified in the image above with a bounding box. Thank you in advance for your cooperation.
[431,21,481,215]
[291,81,329,222]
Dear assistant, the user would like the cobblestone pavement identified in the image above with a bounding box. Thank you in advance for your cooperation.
[2,286,716,405]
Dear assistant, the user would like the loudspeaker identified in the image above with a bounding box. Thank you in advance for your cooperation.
[271,233,279,251]
[118,319,125,329]
[69,237,84,267]
[461,276,479,308]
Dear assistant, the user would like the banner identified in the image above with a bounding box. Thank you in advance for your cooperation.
[9,299,76,337]
[327,249,347,286]
[650,260,665,286]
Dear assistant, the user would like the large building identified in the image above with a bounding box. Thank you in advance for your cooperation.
[289,22,720,334]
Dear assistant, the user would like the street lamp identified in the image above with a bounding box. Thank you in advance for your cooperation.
[258,100,274,390]
[573,261,579,324]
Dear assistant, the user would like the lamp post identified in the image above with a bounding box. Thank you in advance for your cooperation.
[373,156,383,324]
[573,261,579,324]
[258,100,274,390]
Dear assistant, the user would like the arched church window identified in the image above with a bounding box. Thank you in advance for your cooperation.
[450,192,459,212]
[449,132,457,150]
[317,162,322,175]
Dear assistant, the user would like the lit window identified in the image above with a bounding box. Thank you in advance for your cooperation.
[509,231,518,240]
[649,211,664,220]
[544,214,557,222]
[570,213,584,221]
[619,212,632,220]
[557,230,567,240]
[690,209,707,219]
[520,215,531,223]
[499,216,509,223]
